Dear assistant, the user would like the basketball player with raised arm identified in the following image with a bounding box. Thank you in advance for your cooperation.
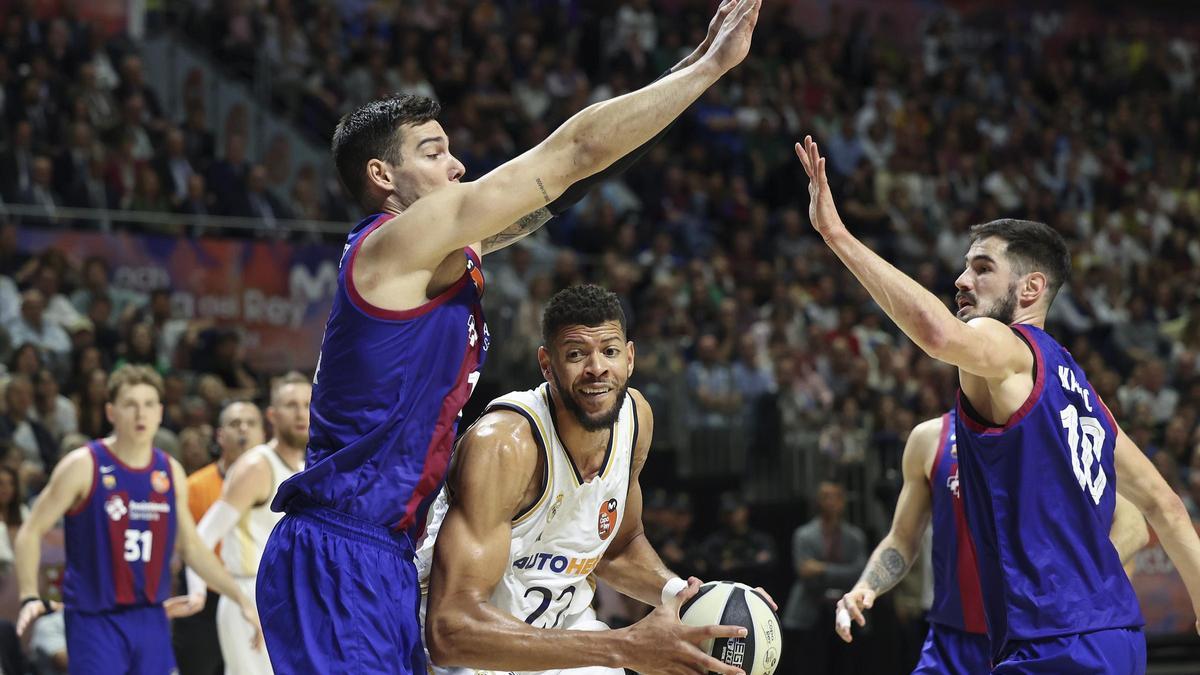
[834,408,1148,672]
[419,285,765,675]
[795,136,1200,672]
[175,372,310,675]
[257,2,762,672]
[13,365,262,675]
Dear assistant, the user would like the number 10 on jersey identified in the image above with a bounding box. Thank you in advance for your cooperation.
[1060,404,1107,505]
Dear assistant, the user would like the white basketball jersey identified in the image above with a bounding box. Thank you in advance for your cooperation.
[417,383,639,629]
[221,443,303,577]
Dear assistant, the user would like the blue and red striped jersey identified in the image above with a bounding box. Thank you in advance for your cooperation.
[273,213,488,537]
[955,323,1143,652]
[927,408,986,635]
[63,440,176,612]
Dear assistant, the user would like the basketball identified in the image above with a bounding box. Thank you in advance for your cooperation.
[680,581,782,675]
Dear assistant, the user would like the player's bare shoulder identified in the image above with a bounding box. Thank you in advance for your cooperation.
[449,408,544,516]
[905,416,947,478]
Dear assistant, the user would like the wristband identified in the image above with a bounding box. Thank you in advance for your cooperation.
[20,596,51,613]
[661,577,688,606]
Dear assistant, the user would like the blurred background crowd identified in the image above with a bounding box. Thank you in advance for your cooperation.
[0,0,1199,672]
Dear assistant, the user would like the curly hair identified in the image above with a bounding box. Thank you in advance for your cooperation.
[331,94,441,208]
[541,284,627,346]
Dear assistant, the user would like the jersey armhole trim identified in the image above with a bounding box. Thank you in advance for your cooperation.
[488,402,552,526]
[344,214,473,321]
[958,325,1045,435]
[66,444,98,516]
[928,412,952,485]
[627,395,640,486]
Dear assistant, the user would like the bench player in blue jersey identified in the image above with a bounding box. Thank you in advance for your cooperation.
[256,2,763,672]
[834,409,1148,673]
[796,136,1200,672]
[13,365,261,675]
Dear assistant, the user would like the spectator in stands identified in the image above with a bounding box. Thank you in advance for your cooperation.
[31,368,75,444]
[0,464,27,576]
[231,164,290,233]
[155,127,197,207]
[686,332,740,459]
[71,367,111,440]
[0,375,58,484]
[696,492,778,591]
[8,291,70,368]
[206,132,250,214]
[783,480,866,675]
[178,425,213,476]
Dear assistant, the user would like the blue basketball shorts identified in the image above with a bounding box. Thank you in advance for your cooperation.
[912,622,991,674]
[65,605,176,675]
[991,627,1145,674]
[256,502,424,674]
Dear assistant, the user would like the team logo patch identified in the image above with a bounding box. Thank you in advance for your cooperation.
[151,470,170,494]
[947,467,960,498]
[105,495,127,521]
[597,498,619,540]
[102,475,117,490]
[548,493,564,522]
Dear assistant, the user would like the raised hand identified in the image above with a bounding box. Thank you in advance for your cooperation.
[705,0,762,74]
[620,578,747,675]
[834,587,877,643]
[795,135,847,241]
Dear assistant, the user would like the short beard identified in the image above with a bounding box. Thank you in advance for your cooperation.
[983,283,1019,325]
[276,427,308,450]
[550,367,628,432]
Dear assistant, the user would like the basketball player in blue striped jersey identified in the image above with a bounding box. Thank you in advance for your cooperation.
[834,408,1148,673]
[420,285,758,675]
[797,136,1200,672]
[13,365,260,675]
[257,2,762,672]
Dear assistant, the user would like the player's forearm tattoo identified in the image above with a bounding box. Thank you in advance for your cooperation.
[864,547,907,592]
[480,207,552,254]
[535,177,550,202]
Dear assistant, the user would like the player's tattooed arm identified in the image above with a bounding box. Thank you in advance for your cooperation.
[479,207,552,255]
[863,547,909,593]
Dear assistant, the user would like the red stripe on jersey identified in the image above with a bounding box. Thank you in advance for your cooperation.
[143,492,171,603]
[952,489,988,634]
[106,492,136,605]
[958,324,1046,435]
[394,308,484,535]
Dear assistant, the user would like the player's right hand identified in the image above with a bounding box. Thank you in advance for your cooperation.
[835,587,876,643]
[705,0,761,74]
[620,578,747,675]
[16,598,61,637]
[240,597,264,651]
[164,592,206,618]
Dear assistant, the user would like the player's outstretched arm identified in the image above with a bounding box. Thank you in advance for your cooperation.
[479,1,739,256]
[389,0,761,268]
[836,418,938,643]
[794,136,1033,381]
[170,458,263,649]
[178,452,272,611]
[1110,493,1149,565]
[425,408,746,675]
[1113,426,1200,634]
[14,447,92,635]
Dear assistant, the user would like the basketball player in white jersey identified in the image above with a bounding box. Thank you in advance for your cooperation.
[177,372,311,674]
[418,284,757,675]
